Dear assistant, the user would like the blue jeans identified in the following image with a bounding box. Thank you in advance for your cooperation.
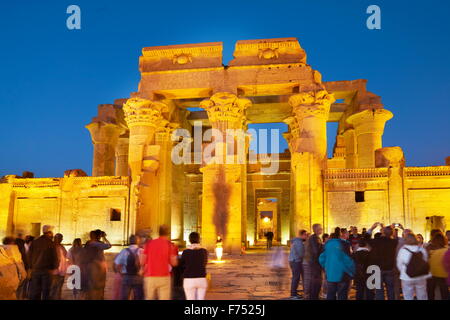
[120,274,144,300]
[327,280,350,300]
[30,270,52,300]
[375,270,395,300]
[289,261,304,296]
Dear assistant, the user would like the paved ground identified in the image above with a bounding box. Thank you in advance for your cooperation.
[61,246,350,300]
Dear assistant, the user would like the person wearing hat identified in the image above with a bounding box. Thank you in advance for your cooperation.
[27,225,59,300]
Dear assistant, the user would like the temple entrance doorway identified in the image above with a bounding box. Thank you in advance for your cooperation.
[256,198,278,243]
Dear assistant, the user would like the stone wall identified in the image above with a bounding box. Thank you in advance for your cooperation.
[0,176,130,245]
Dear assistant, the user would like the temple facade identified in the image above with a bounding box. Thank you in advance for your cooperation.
[1,38,449,252]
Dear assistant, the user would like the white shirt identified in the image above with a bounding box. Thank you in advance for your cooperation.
[396,244,431,281]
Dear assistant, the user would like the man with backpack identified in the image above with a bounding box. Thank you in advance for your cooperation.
[114,235,144,300]
[396,232,431,300]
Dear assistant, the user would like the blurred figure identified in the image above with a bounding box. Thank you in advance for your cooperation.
[397,233,431,300]
[320,228,355,300]
[444,248,450,287]
[1,237,27,300]
[83,229,111,300]
[352,238,373,300]
[28,225,59,300]
[24,236,34,253]
[67,238,83,299]
[288,229,307,299]
[50,233,67,300]
[302,233,311,299]
[322,233,330,244]
[265,231,274,250]
[427,232,449,300]
[114,235,144,300]
[446,231,450,246]
[270,246,287,293]
[142,225,178,300]
[13,233,28,299]
[305,224,323,300]
[180,232,208,300]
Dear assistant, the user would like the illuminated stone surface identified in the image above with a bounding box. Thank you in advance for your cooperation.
[1,38,449,248]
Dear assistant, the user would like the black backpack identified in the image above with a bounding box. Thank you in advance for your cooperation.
[125,248,140,275]
[405,248,429,278]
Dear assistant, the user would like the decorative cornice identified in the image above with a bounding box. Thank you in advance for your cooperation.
[405,166,450,177]
[324,168,389,180]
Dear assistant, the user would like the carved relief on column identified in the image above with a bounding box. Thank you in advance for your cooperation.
[285,90,335,158]
[123,98,169,177]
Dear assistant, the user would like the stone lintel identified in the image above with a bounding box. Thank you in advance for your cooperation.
[140,42,223,72]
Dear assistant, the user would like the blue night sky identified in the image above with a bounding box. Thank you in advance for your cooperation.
[1,0,449,177]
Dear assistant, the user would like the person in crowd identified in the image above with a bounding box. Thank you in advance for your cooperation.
[12,233,28,299]
[425,229,442,250]
[24,236,34,253]
[349,227,361,252]
[50,233,67,300]
[301,233,311,299]
[319,228,355,300]
[340,228,352,255]
[265,231,274,249]
[352,238,373,300]
[288,229,307,299]
[83,229,111,300]
[2,237,27,299]
[304,224,323,300]
[27,225,59,300]
[114,235,144,300]
[0,242,24,300]
[322,233,329,244]
[397,232,431,300]
[427,232,449,300]
[444,248,450,287]
[141,225,178,300]
[417,234,425,247]
[180,232,208,300]
[446,231,450,246]
[368,223,398,300]
[67,238,83,299]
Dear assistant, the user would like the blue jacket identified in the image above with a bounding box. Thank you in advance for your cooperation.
[319,239,355,283]
[288,238,305,262]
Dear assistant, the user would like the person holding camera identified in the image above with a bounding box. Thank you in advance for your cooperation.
[83,229,111,300]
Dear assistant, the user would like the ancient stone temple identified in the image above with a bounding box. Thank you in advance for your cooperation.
[1,38,449,252]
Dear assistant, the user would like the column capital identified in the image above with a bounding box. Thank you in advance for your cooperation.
[200,92,251,130]
[346,108,393,134]
[85,121,123,145]
[288,90,335,120]
[123,98,169,128]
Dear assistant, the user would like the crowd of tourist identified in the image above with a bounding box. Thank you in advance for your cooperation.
[288,223,450,300]
[1,222,449,300]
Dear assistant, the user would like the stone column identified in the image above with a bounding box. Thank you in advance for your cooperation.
[347,109,393,168]
[115,136,129,176]
[86,122,123,176]
[285,90,335,235]
[343,129,357,168]
[199,92,251,253]
[375,147,406,225]
[123,98,169,236]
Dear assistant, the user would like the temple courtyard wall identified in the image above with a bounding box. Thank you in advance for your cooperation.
[1,165,449,245]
